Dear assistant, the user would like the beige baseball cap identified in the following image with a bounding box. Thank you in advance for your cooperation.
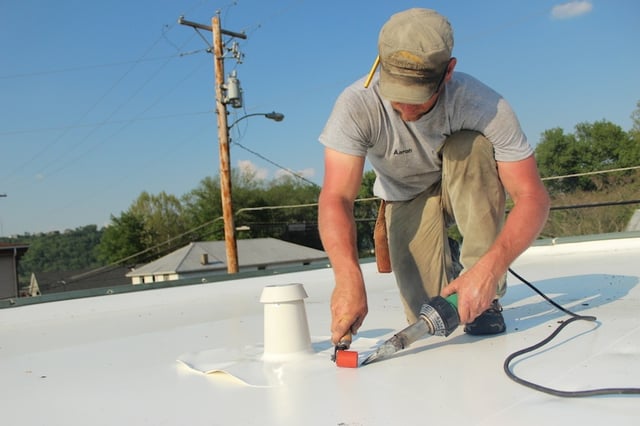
[378,8,454,104]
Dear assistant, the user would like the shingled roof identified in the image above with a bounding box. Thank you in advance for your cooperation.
[127,238,328,278]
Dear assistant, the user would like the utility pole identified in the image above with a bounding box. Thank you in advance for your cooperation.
[0,194,6,237]
[179,14,246,274]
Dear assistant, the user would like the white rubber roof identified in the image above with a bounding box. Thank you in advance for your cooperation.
[1,234,639,425]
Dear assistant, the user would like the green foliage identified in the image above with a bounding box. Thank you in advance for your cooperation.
[16,225,103,278]
[9,169,311,280]
[182,175,225,240]
[358,169,376,199]
[130,191,190,255]
[96,211,147,264]
[96,191,190,265]
[541,171,640,237]
[574,120,639,171]
[535,120,639,192]
[535,105,640,236]
[535,128,582,192]
[235,172,322,248]
[354,170,379,255]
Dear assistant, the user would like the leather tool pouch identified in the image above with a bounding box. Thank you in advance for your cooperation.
[374,200,392,273]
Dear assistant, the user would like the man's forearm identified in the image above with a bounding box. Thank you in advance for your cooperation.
[444,192,549,323]
[481,193,550,276]
[318,196,361,273]
[319,194,369,342]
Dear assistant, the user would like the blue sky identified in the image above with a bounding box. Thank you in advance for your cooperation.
[1,0,638,236]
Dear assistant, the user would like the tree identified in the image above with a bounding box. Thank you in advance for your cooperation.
[353,170,378,255]
[574,120,639,189]
[258,175,321,248]
[182,168,322,246]
[18,225,103,277]
[535,120,639,193]
[182,174,228,241]
[97,191,189,264]
[129,191,189,255]
[535,128,583,192]
[96,211,147,264]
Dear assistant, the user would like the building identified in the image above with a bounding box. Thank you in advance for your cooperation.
[30,266,132,295]
[126,237,329,284]
[0,242,29,299]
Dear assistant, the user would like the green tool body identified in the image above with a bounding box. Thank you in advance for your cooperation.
[362,294,459,365]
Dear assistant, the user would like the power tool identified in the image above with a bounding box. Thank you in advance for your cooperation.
[331,330,359,368]
[362,294,459,365]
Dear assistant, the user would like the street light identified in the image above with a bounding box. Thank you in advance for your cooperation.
[228,111,285,131]
[218,111,284,273]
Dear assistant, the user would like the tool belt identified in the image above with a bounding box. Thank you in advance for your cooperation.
[374,200,392,273]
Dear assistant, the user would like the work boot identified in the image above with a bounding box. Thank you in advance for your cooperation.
[448,237,463,279]
[464,299,506,335]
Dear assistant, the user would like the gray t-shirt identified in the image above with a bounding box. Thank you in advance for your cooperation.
[319,72,533,201]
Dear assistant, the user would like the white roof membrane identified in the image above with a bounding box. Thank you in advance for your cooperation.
[1,235,639,425]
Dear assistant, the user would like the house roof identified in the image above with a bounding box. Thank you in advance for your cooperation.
[1,233,639,425]
[126,238,328,277]
[33,266,132,294]
[0,242,29,256]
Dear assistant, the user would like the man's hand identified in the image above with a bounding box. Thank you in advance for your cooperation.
[330,282,368,345]
[318,148,369,345]
[441,262,498,324]
[441,156,550,324]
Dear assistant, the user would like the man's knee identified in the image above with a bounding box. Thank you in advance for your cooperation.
[442,130,493,162]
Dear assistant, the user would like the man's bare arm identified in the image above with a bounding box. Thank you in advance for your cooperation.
[318,148,369,344]
[442,155,550,323]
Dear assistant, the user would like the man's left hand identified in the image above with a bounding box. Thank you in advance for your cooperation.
[440,262,498,324]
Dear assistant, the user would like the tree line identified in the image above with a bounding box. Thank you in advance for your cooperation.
[3,101,639,283]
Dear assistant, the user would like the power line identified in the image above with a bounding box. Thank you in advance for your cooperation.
[36,54,209,180]
[0,54,184,80]
[39,120,213,220]
[549,199,640,211]
[0,3,216,186]
[0,110,212,136]
[231,140,318,187]
[0,33,179,184]
[2,28,206,189]
[541,165,640,181]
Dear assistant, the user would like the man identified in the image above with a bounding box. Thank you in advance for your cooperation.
[318,8,550,345]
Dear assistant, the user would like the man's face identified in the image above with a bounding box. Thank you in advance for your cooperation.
[390,95,440,122]
[388,57,455,122]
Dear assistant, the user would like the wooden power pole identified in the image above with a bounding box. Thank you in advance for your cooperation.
[179,14,246,273]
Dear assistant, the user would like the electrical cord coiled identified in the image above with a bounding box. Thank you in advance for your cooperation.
[504,268,640,397]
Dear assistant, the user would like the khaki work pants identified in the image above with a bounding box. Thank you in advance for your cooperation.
[378,131,507,323]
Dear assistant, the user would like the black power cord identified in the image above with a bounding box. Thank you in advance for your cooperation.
[504,268,640,397]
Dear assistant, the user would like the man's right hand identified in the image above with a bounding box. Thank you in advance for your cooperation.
[330,282,368,345]
[318,147,369,345]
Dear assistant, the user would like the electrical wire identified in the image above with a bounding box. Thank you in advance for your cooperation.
[231,140,318,187]
[541,165,640,182]
[504,268,640,397]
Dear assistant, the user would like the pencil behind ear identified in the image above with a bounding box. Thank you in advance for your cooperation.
[364,55,380,88]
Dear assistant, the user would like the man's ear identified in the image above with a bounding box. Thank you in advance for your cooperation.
[445,58,457,82]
